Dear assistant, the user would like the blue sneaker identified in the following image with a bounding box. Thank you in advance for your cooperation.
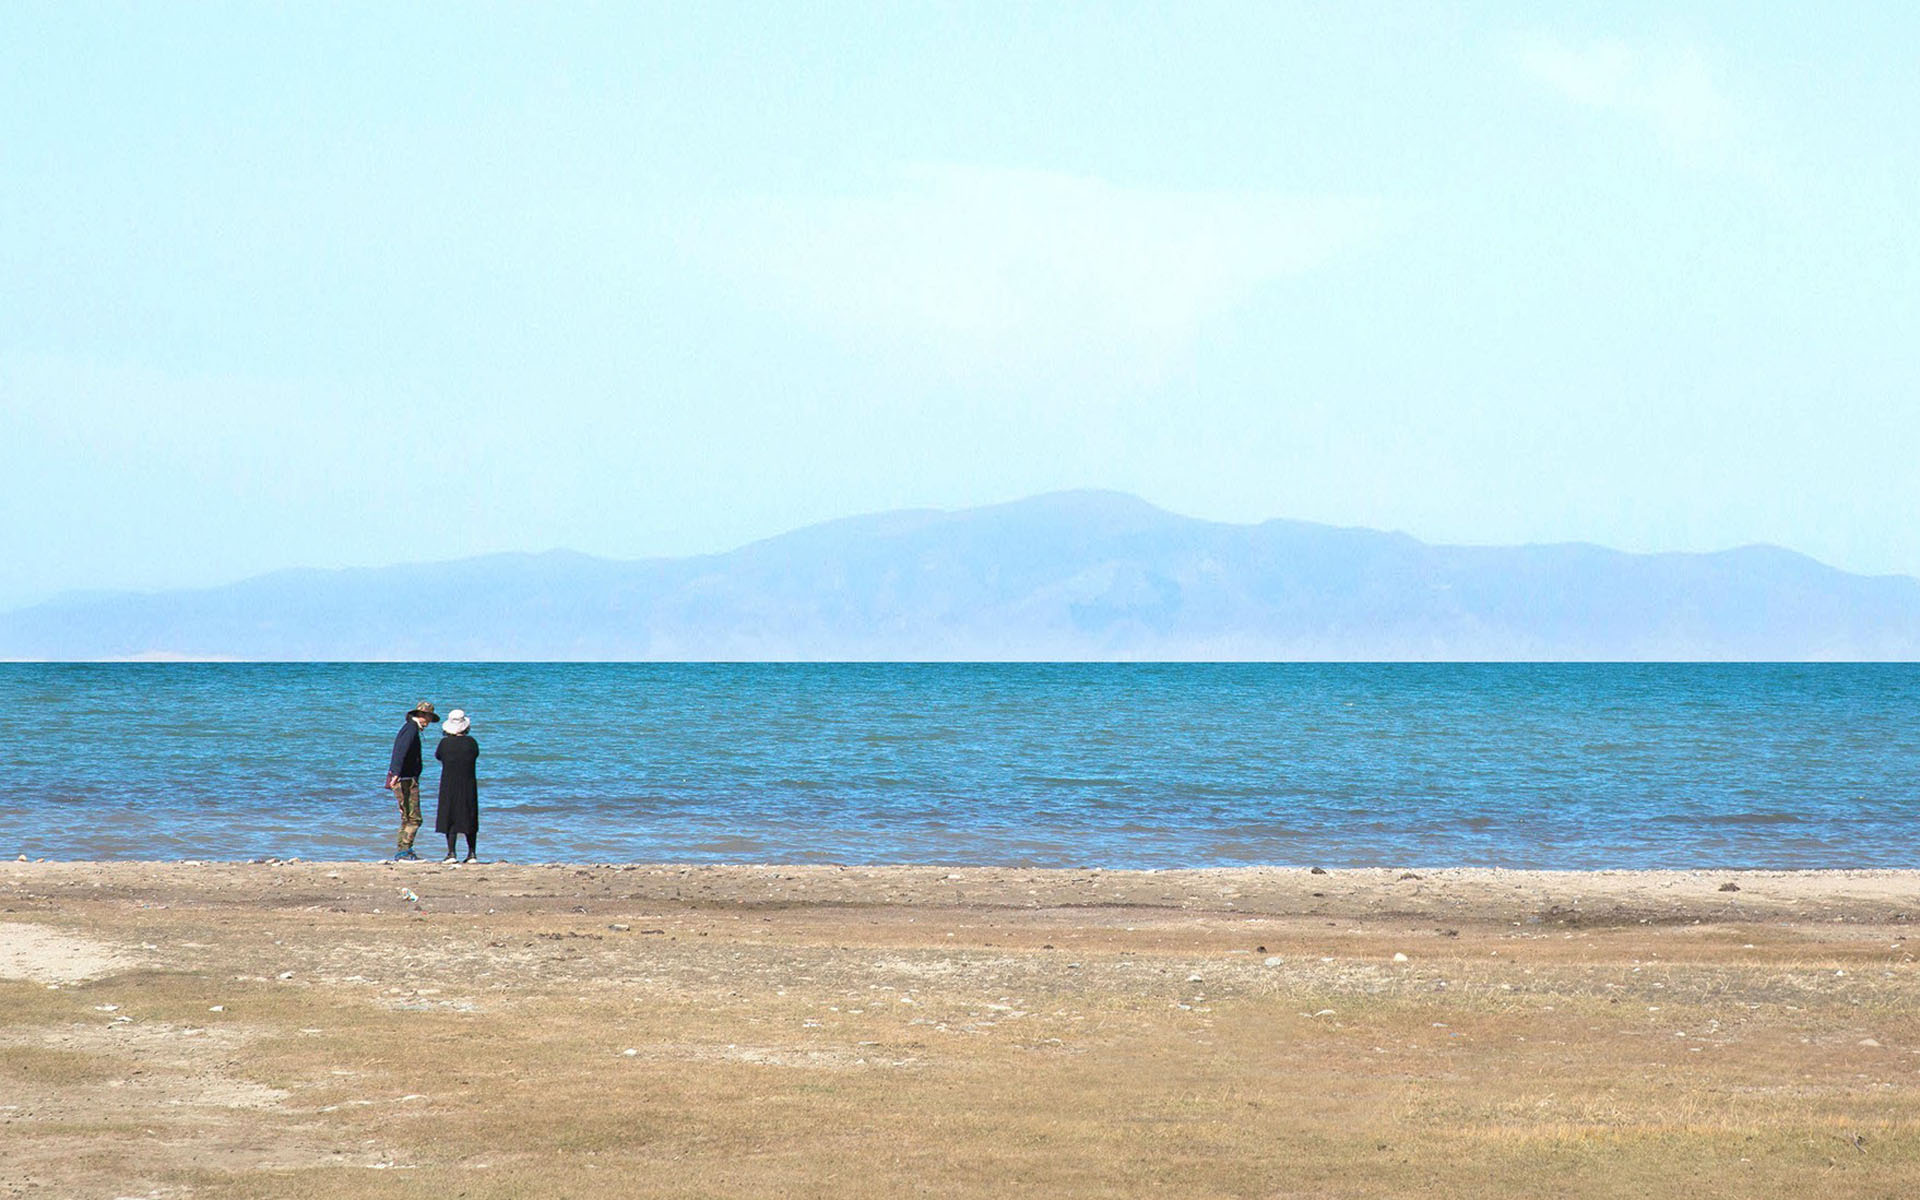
[395,849,420,861]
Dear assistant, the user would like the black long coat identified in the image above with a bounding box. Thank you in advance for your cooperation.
[433,734,480,835]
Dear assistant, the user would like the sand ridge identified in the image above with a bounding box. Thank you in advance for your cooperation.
[0,921,147,985]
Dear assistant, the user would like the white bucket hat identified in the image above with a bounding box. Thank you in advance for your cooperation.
[442,709,471,735]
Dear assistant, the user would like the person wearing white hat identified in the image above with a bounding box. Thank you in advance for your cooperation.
[433,709,481,862]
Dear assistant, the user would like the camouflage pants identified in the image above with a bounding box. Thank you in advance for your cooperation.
[392,777,422,851]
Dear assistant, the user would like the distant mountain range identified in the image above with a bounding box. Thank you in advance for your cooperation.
[5,491,1918,660]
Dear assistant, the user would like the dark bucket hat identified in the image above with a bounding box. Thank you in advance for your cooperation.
[407,701,441,723]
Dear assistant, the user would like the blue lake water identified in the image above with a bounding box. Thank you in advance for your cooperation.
[0,662,1914,868]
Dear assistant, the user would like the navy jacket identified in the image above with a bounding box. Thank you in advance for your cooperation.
[389,720,423,779]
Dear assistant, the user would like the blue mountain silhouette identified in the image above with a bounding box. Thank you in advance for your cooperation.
[4,491,1916,660]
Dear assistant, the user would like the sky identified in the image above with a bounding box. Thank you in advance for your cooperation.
[3,2,1917,609]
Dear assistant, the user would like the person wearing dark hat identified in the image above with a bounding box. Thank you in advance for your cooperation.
[385,701,439,861]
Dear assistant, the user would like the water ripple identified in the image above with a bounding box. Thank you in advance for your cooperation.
[0,662,1916,867]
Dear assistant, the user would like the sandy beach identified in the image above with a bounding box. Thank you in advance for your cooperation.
[4,861,1918,1198]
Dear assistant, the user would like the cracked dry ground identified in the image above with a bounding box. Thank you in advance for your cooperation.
[3,862,1919,1198]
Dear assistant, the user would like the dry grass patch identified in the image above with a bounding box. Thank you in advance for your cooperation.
[0,1045,121,1086]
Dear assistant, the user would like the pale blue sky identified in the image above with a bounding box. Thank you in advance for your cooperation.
[2,2,1916,608]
